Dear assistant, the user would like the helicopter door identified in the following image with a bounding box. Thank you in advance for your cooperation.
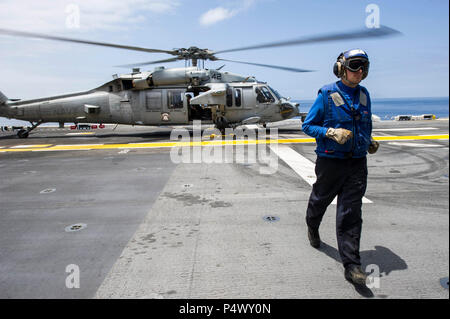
[241,87,254,109]
[164,89,188,124]
[120,101,133,124]
[254,86,275,121]
[109,93,133,124]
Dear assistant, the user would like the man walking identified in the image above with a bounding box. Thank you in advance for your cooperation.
[302,49,379,285]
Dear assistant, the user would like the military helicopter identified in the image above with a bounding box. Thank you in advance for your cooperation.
[0,26,399,138]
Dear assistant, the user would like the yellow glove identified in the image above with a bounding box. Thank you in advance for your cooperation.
[326,128,353,145]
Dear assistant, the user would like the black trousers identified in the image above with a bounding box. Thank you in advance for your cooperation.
[306,156,368,268]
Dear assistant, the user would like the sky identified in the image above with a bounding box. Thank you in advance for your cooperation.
[0,0,448,105]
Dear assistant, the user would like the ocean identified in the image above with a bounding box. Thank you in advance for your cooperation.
[0,97,448,126]
[295,97,449,120]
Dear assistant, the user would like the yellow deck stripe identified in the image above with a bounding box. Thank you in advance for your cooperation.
[373,135,448,141]
[0,134,447,153]
[66,132,95,135]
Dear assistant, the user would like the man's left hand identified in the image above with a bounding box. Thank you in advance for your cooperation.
[368,140,379,154]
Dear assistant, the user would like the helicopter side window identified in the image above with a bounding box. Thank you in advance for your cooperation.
[146,91,162,111]
[168,90,184,109]
[234,88,241,107]
[226,87,233,107]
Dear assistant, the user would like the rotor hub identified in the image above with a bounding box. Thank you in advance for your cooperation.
[174,47,216,61]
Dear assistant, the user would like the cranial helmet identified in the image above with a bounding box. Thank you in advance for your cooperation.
[333,49,370,80]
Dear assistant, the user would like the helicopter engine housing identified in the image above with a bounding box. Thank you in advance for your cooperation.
[150,67,207,86]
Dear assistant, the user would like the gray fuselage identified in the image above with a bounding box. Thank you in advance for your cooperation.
[0,68,299,126]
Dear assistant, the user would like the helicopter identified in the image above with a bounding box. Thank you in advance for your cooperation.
[0,26,399,138]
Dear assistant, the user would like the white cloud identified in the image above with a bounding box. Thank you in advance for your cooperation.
[0,0,180,33]
[199,7,237,26]
[199,0,257,26]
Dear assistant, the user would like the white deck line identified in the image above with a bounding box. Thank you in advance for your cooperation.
[372,127,437,131]
[10,145,51,148]
[387,142,443,148]
[270,144,372,204]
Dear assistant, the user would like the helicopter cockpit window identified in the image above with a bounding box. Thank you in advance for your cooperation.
[168,90,184,109]
[255,88,265,103]
[234,88,241,107]
[268,86,282,100]
[255,86,275,103]
[261,86,275,102]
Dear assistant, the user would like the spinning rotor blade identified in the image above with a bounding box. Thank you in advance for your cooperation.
[218,59,313,73]
[215,25,401,54]
[0,28,177,55]
[116,57,180,68]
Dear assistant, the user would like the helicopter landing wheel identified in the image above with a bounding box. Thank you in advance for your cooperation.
[17,129,29,138]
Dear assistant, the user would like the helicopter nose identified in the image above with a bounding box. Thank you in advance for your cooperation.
[293,102,300,116]
[280,102,298,119]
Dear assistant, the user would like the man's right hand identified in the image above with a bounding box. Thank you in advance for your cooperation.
[325,128,353,145]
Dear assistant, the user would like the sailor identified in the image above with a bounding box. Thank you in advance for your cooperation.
[302,49,379,286]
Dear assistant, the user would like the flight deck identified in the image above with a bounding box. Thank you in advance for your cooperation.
[0,119,448,299]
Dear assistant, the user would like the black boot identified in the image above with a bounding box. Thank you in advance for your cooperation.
[307,226,321,248]
[344,265,367,286]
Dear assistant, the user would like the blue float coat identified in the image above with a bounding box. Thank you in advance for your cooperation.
[302,81,372,158]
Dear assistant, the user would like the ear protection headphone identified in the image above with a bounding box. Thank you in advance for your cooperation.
[333,52,346,78]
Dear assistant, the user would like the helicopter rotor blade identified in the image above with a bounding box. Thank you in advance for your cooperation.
[0,28,177,55]
[214,25,401,55]
[115,57,180,68]
[217,59,313,73]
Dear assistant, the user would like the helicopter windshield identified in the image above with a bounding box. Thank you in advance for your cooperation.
[268,86,282,100]
[255,86,275,103]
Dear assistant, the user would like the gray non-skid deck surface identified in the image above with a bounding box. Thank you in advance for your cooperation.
[95,144,449,299]
[95,160,317,298]
[0,120,448,299]
[0,150,176,298]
